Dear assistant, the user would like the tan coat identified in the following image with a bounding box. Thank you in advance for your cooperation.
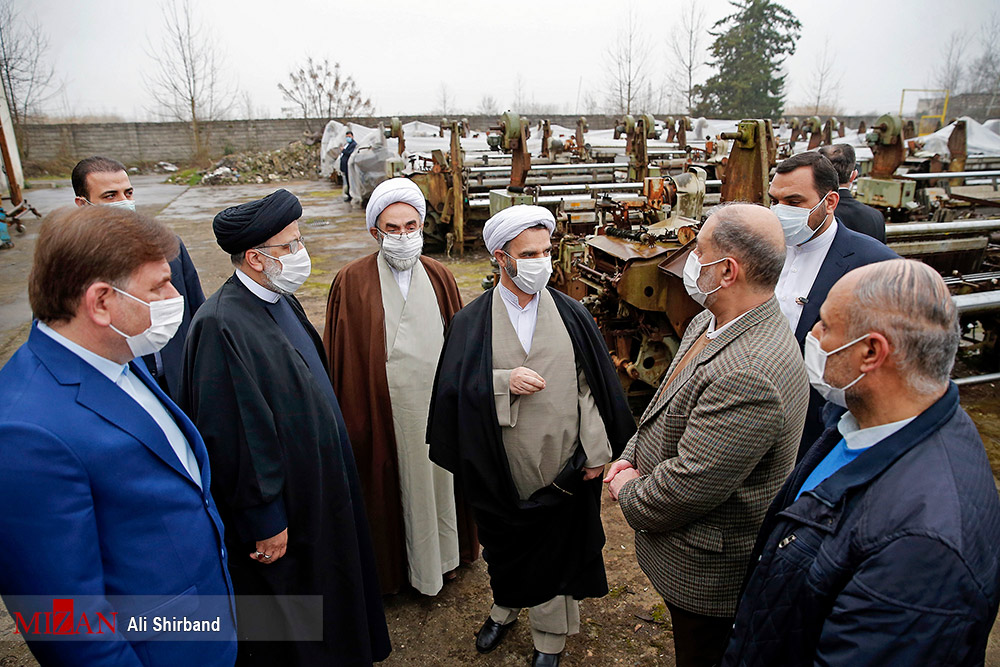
[618,296,809,616]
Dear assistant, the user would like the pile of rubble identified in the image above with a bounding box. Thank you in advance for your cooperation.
[180,141,321,186]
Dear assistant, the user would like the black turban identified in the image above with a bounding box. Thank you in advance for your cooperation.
[212,189,302,254]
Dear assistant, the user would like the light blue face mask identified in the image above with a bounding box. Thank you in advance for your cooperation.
[771,192,829,246]
[86,198,137,212]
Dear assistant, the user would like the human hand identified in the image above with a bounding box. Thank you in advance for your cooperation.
[582,465,605,481]
[602,459,635,484]
[510,367,546,395]
[250,528,288,564]
[608,468,640,501]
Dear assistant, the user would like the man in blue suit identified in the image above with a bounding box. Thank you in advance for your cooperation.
[769,151,899,459]
[72,156,206,401]
[0,206,236,666]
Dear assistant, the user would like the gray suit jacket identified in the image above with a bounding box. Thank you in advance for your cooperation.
[618,296,809,616]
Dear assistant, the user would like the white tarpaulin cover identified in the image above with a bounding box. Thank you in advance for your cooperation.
[911,116,1000,159]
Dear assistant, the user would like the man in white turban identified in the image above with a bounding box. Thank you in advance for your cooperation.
[322,177,479,596]
[427,205,636,667]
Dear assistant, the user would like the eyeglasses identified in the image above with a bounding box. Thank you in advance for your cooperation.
[375,227,422,240]
[256,237,306,254]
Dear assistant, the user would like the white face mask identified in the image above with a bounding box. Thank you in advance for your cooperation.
[257,246,312,294]
[88,198,136,212]
[682,252,730,307]
[771,192,829,246]
[378,229,423,271]
[503,253,553,294]
[804,331,870,408]
[109,288,185,358]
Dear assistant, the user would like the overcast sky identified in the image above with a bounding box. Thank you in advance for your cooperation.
[17,0,999,121]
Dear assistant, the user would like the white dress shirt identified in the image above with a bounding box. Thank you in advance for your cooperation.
[705,310,751,340]
[37,321,201,487]
[776,218,838,332]
[498,283,540,354]
[236,268,280,303]
[837,411,916,451]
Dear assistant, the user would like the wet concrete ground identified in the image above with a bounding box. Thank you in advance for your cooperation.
[1,176,999,665]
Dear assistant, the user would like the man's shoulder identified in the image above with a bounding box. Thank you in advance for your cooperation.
[419,254,457,281]
[864,408,999,541]
[0,345,51,419]
[833,222,897,263]
[335,253,378,283]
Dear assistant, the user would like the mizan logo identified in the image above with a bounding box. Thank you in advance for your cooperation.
[13,599,117,636]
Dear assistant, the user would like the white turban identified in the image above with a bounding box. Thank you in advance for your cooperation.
[482,205,555,255]
[365,178,426,230]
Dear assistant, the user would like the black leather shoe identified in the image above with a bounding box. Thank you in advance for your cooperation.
[532,650,561,666]
[475,617,515,654]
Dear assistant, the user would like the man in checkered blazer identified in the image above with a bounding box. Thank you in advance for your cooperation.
[606,203,810,667]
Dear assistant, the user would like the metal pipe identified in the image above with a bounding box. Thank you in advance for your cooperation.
[468,162,628,175]
[900,170,1000,181]
[954,372,1000,386]
[885,219,1000,237]
[953,291,1000,315]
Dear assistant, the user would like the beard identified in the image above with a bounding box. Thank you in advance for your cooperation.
[262,262,291,295]
[379,240,421,271]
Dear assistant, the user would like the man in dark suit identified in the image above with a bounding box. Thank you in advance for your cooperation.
[72,156,205,400]
[769,151,899,458]
[818,143,886,242]
[0,206,236,665]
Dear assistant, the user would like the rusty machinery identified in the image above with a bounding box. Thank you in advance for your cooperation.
[0,86,41,242]
[383,117,405,155]
[715,119,777,206]
[409,118,472,254]
[614,113,660,182]
[856,113,917,212]
[488,111,532,190]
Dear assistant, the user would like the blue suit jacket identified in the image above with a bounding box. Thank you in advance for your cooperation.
[0,325,236,666]
[794,221,900,458]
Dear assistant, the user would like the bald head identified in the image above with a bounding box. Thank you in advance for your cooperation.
[702,203,786,291]
[832,259,958,393]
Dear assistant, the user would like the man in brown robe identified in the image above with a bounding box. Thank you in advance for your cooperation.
[323,178,478,595]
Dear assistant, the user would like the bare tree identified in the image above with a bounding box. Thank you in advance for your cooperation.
[604,7,651,115]
[512,73,528,112]
[145,0,233,159]
[278,56,374,131]
[667,4,707,115]
[968,13,1000,116]
[437,83,454,115]
[0,0,58,148]
[478,94,499,116]
[934,32,967,94]
[805,39,843,116]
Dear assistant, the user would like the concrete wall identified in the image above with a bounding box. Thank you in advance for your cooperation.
[21,114,881,165]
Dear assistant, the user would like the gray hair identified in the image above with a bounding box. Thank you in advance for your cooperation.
[707,202,786,290]
[846,259,958,394]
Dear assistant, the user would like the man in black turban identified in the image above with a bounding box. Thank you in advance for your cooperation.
[180,189,391,665]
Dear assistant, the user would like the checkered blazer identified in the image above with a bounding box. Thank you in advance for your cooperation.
[618,296,809,616]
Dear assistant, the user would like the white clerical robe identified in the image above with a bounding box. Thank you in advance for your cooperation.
[378,252,460,595]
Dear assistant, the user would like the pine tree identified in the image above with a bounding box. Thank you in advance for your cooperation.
[693,0,801,119]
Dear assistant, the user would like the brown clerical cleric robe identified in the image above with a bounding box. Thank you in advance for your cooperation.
[323,252,479,594]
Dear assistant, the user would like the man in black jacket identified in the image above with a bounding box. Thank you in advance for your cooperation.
[819,143,886,242]
[340,130,358,202]
[723,259,1000,667]
[72,156,205,399]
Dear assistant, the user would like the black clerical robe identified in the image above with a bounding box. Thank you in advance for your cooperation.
[180,274,390,665]
[427,287,636,608]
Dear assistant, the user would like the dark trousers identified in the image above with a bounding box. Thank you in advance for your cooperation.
[342,168,351,200]
[666,601,732,667]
